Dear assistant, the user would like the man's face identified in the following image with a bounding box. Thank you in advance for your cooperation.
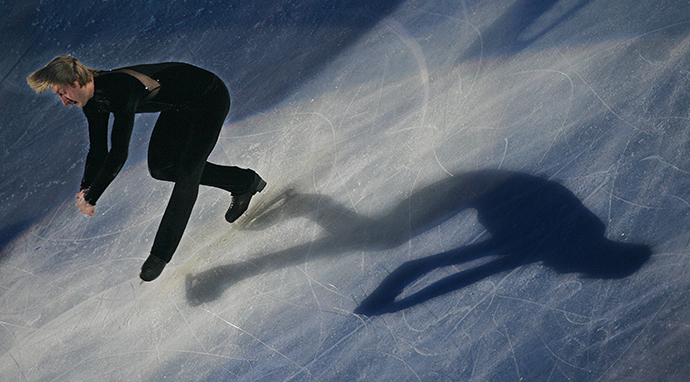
[51,81,92,108]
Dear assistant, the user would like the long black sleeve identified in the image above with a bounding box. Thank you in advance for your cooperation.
[80,111,109,191]
[81,73,148,205]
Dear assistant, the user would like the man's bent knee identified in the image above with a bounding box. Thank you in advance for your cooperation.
[149,164,176,181]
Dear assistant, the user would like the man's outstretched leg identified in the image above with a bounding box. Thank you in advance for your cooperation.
[141,89,266,280]
[197,162,267,223]
[225,172,267,223]
[140,166,267,281]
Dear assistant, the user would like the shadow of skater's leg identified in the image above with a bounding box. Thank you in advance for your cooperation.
[354,240,495,315]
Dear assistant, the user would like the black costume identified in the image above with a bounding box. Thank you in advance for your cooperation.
[80,63,265,281]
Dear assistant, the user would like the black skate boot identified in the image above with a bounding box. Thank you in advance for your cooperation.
[225,173,267,223]
[140,254,167,282]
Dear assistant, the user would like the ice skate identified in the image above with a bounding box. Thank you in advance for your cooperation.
[140,254,167,282]
[225,173,267,223]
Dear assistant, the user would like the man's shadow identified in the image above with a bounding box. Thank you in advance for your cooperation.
[354,171,651,315]
[186,170,651,313]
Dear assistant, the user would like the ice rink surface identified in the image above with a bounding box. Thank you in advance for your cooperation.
[2,0,690,380]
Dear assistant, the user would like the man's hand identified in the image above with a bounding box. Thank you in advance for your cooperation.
[76,190,95,216]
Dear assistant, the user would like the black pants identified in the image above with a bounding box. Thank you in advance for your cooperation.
[146,80,254,263]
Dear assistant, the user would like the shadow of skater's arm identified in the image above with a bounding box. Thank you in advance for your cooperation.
[355,249,523,316]
[354,240,504,316]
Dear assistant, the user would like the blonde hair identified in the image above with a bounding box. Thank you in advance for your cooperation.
[27,55,98,93]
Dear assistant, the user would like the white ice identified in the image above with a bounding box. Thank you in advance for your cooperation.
[1,0,690,380]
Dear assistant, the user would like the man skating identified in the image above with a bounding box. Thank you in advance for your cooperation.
[27,55,266,281]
